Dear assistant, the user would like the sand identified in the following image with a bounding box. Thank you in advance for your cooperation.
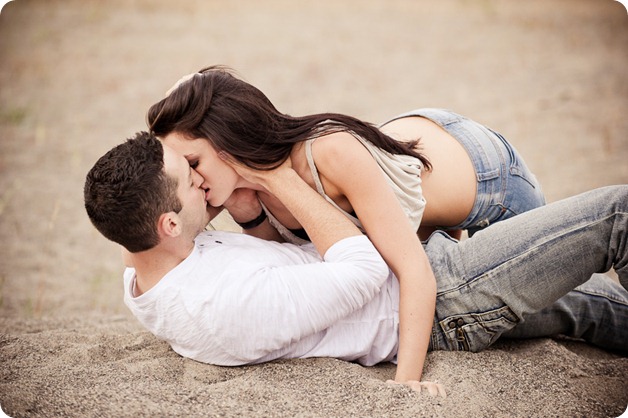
[0,0,627,416]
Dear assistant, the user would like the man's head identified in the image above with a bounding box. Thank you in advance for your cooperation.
[84,131,209,253]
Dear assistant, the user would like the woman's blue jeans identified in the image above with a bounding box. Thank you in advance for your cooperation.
[382,108,546,236]
[425,185,628,353]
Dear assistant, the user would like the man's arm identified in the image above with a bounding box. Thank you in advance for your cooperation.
[222,188,285,242]
[221,151,445,397]
[138,157,392,366]
[147,232,390,366]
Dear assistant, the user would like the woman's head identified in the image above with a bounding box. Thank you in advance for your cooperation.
[147,65,431,190]
[161,131,242,207]
[148,65,294,169]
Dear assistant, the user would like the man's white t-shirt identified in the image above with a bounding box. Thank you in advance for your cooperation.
[123,231,400,367]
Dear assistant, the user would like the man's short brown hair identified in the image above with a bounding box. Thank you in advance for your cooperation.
[84,132,182,252]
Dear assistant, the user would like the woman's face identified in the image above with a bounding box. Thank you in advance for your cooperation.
[162,132,240,207]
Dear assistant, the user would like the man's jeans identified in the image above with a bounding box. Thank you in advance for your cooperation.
[425,185,628,353]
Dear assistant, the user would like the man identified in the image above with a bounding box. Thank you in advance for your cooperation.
[84,132,628,396]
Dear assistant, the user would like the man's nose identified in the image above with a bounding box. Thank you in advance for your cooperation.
[192,169,205,188]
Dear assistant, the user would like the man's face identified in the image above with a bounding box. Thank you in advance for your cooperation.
[162,144,211,237]
[162,132,241,208]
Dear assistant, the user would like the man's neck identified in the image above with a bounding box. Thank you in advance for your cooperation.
[128,241,194,297]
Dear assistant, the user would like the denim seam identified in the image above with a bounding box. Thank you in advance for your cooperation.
[439,214,621,296]
[572,287,628,306]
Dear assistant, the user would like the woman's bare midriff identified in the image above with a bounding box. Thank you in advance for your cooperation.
[380,116,477,228]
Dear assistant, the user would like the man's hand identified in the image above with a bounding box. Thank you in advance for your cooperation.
[386,380,447,398]
[206,204,224,223]
[223,188,263,224]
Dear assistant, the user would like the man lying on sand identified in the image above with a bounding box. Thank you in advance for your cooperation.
[84,132,628,397]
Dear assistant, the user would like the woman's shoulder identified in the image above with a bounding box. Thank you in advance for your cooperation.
[289,132,352,181]
[310,130,366,158]
[309,131,379,183]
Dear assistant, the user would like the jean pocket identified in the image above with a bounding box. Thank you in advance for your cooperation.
[439,305,519,352]
[509,165,541,189]
[491,129,540,190]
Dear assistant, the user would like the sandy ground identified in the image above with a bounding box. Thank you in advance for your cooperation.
[0,0,627,416]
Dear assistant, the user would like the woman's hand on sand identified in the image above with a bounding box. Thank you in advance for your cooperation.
[386,379,447,398]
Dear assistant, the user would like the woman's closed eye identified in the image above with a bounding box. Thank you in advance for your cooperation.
[188,160,199,169]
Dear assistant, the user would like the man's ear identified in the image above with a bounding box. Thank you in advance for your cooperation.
[158,212,182,238]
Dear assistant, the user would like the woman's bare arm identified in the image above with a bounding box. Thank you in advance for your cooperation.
[311,132,438,387]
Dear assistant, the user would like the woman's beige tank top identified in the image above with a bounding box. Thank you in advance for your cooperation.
[263,133,426,245]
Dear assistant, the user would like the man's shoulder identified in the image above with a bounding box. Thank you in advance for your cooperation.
[194,230,248,248]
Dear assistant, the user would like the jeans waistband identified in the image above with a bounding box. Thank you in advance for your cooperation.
[390,108,510,182]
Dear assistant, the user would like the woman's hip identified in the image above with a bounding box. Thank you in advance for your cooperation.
[399,108,546,234]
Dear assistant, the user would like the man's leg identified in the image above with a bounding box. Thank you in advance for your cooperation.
[425,185,628,352]
[503,273,628,353]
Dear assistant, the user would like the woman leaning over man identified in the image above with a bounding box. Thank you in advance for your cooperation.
[145,65,545,390]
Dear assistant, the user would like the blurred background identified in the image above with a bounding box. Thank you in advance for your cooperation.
[0,0,626,321]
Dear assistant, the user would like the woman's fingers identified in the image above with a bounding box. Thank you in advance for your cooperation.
[386,379,447,398]
[435,383,447,398]
[219,152,293,185]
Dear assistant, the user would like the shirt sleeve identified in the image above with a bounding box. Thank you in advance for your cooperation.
[174,235,391,365]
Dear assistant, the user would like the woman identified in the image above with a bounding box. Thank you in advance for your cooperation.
[146,65,544,388]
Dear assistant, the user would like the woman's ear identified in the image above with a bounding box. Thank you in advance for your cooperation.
[158,212,182,238]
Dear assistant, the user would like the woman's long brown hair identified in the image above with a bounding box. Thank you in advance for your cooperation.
[148,65,431,170]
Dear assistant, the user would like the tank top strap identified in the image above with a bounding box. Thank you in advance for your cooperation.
[304,138,363,226]
[304,138,326,196]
